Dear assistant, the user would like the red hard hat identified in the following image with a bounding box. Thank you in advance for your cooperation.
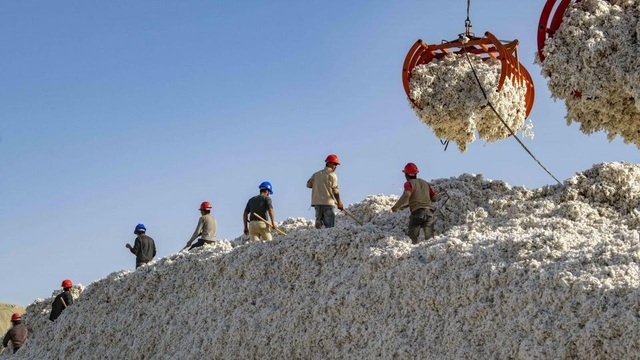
[199,201,212,210]
[61,279,73,288]
[11,313,21,321]
[325,154,340,165]
[402,162,419,175]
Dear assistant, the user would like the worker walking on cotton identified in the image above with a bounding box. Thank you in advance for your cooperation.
[125,223,157,268]
[184,201,217,251]
[2,313,32,354]
[307,154,344,229]
[243,181,278,241]
[391,163,440,244]
[50,279,74,321]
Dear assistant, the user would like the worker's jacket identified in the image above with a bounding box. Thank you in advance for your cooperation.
[50,291,74,321]
[3,321,31,352]
[306,167,339,206]
[129,234,157,263]
[392,178,439,213]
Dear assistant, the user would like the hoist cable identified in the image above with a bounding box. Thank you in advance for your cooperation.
[461,46,563,186]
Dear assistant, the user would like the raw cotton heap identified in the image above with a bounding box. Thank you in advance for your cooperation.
[6,162,640,359]
[537,0,640,148]
[409,54,530,152]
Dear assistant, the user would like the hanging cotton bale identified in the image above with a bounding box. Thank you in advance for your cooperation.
[402,33,535,153]
[537,0,640,147]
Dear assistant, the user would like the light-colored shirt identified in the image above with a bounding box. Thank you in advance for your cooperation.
[306,167,339,206]
[189,214,217,242]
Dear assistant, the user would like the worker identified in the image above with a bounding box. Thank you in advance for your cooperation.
[306,154,344,229]
[184,201,217,250]
[391,162,440,244]
[243,181,278,241]
[2,313,31,354]
[125,223,157,268]
[50,279,74,321]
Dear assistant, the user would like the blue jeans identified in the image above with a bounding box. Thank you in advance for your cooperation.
[314,205,335,228]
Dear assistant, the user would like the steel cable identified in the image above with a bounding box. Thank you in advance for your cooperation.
[461,46,563,186]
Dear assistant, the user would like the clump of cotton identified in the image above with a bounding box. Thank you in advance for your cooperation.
[536,0,640,147]
[6,162,639,359]
[409,54,530,152]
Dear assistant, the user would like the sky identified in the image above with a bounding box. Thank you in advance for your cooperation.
[1,1,637,306]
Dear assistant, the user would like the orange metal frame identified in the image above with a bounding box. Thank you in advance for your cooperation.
[537,0,583,97]
[402,32,535,117]
[537,0,581,62]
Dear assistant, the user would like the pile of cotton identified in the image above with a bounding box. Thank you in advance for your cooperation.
[408,54,530,152]
[536,0,640,147]
[6,162,639,359]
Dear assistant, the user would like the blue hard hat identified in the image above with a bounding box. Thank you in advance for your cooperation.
[134,223,147,234]
[259,181,273,195]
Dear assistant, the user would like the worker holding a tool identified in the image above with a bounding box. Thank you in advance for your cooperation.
[243,181,278,241]
[50,279,74,321]
[125,223,157,268]
[2,313,31,354]
[391,162,440,244]
[307,154,344,229]
[183,201,218,251]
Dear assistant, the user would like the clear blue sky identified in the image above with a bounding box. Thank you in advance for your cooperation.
[1,1,637,306]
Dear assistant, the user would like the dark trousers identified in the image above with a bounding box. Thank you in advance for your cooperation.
[407,208,434,244]
[189,239,214,251]
[135,260,150,268]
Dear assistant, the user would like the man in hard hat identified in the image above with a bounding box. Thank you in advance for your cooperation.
[2,313,31,354]
[243,181,278,241]
[391,162,440,244]
[50,279,74,321]
[126,223,157,268]
[307,154,344,229]
[184,201,218,250]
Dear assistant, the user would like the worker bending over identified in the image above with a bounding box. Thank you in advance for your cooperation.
[184,201,218,250]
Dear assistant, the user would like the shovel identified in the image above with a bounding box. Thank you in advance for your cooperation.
[323,183,363,225]
[252,213,287,236]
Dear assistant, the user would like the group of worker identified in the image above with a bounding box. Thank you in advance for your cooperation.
[121,153,441,266]
[2,154,440,354]
[124,153,441,266]
[2,279,74,354]
[308,154,441,243]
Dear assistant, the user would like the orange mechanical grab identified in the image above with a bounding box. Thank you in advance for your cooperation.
[401,32,535,118]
